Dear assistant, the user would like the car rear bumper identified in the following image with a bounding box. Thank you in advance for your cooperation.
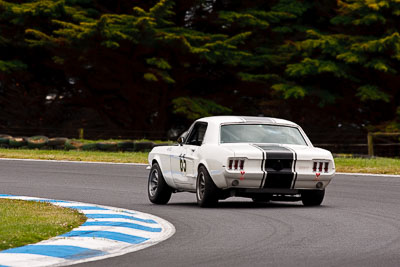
[213,169,335,190]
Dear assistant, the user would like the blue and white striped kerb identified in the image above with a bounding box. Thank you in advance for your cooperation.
[0,195,175,267]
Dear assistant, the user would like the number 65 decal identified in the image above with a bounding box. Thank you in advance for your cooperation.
[180,158,187,172]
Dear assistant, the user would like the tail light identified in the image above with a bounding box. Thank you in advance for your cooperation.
[324,162,329,172]
[312,161,330,173]
[313,162,317,172]
[228,159,245,170]
[239,160,244,170]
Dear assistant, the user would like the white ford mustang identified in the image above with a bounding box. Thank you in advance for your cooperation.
[147,116,335,207]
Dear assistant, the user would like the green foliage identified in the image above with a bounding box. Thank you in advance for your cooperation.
[271,0,311,17]
[286,58,349,78]
[356,85,390,102]
[146,57,171,70]
[271,83,306,99]
[219,11,270,29]
[336,51,366,64]
[238,72,281,82]
[144,73,158,82]
[172,97,232,120]
[0,60,26,72]
[1,0,400,134]
[134,0,174,26]
[278,0,400,117]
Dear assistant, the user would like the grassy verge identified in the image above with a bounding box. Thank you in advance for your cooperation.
[0,199,86,250]
[1,148,400,175]
[334,157,400,175]
[0,148,148,163]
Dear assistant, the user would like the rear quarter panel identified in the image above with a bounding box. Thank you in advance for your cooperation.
[148,146,177,189]
[198,144,233,188]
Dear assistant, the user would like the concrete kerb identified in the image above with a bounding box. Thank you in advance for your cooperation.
[0,195,175,267]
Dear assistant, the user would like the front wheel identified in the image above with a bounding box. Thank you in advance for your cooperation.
[301,189,325,206]
[148,163,172,204]
[196,166,219,207]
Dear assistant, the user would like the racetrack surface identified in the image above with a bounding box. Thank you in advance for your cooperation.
[1,159,399,267]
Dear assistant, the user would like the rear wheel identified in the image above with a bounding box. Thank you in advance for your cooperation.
[148,163,172,204]
[301,189,325,206]
[196,166,219,207]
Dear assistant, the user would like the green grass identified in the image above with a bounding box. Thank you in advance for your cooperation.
[0,199,86,251]
[0,148,148,163]
[334,156,400,175]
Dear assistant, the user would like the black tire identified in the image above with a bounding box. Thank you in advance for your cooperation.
[27,136,48,149]
[9,137,27,148]
[97,142,117,151]
[64,140,83,150]
[117,141,134,151]
[81,143,98,151]
[48,137,68,146]
[134,141,154,152]
[301,189,325,206]
[196,166,219,207]
[148,162,172,204]
[0,135,12,146]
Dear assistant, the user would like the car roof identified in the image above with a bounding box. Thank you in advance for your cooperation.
[197,116,298,127]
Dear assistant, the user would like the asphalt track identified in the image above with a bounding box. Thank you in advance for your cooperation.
[1,159,400,267]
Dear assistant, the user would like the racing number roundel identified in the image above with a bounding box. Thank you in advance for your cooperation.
[180,157,186,172]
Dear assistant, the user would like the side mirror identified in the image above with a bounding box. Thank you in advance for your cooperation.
[177,136,185,145]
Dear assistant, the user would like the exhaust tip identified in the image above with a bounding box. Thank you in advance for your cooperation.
[232,180,239,186]
[316,182,323,189]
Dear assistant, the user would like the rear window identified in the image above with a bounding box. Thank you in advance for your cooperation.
[220,124,307,145]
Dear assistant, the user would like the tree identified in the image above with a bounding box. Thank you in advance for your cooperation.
[1,0,250,135]
[1,0,399,137]
[272,0,400,129]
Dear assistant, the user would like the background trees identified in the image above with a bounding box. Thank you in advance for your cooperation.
[0,0,399,138]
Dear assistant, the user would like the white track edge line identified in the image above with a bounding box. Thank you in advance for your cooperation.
[336,172,400,177]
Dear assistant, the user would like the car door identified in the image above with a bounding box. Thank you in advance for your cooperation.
[169,145,186,184]
[183,122,208,184]
[170,130,189,185]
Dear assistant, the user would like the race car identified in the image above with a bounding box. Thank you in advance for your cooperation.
[147,116,335,207]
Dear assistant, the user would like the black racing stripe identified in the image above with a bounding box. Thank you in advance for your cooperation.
[251,145,266,188]
[292,149,298,189]
[260,151,266,188]
[284,146,298,189]
[257,145,295,189]
[292,172,298,189]
[257,145,293,159]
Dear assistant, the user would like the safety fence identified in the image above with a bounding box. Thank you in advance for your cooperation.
[308,129,400,158]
